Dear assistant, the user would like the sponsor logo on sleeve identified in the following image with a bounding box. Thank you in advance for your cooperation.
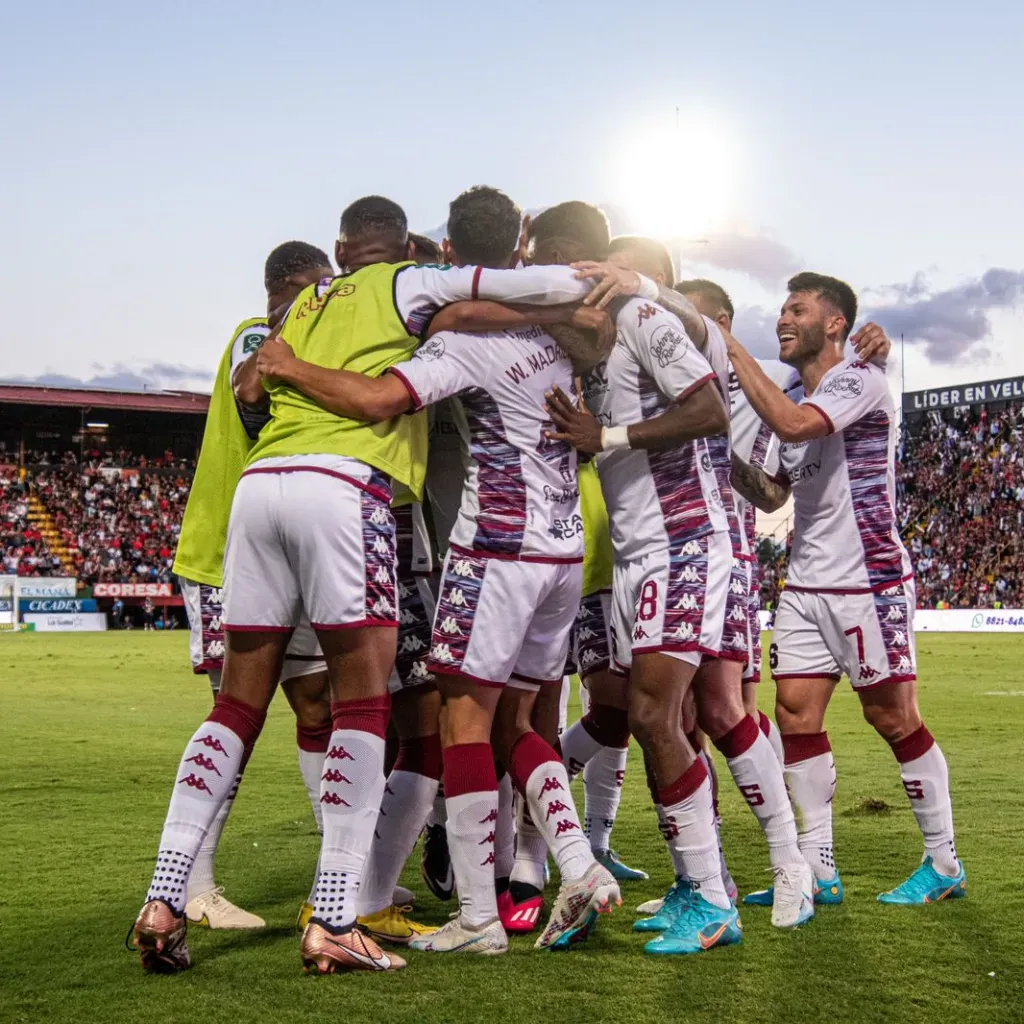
[242,332,266,354]
[650,325,688,368]
[821,371,864,398]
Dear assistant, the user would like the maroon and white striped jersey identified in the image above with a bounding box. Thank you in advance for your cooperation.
[779,358,913,593]
[582,298,730,561]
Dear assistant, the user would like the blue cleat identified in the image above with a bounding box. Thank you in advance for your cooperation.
[878,858,966,905]
[743,871,845,907]
[596,849,649,882]
[633,879,688,932]
[644,887,742,956]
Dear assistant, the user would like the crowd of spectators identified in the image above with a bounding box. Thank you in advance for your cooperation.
[756,400,1023,610]
[0,450,194,583]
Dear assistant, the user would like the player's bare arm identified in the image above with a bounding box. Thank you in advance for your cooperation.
[571,261,708,346]
[726,334,829,443]
[232,351,269,411]
[256,337,411,422]
[545,379,727,453]
[730,452,791,513]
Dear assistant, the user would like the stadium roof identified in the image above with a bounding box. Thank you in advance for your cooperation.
[0,383,210,414]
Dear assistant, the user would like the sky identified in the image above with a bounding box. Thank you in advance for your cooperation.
[2,0,1023,400]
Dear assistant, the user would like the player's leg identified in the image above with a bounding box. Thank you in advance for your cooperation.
[750,590,843,909]
[842,583,964,903]
[743,560,784,764]
[134,477,295,971]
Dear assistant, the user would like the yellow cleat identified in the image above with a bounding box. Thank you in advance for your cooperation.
[357,904,439,946]
[297,900,314,933]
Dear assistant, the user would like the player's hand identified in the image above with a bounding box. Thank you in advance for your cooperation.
[545,385,604,453]
[850,322,891,364]
[569,304,617,358]
[571,261,642,310]
[256,336,297,381]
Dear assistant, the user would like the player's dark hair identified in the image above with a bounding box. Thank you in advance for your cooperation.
[787,271,857,339]
[447,186,522,269]
[610,235,675,285]
[408,232,442,264]
[528,201,610,262]
[264,241,332,294]
[675,277,735,321]
[340,195,408,242]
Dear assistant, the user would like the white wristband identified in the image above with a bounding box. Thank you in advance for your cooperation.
[601,426,631,451]
[636,274,660,301]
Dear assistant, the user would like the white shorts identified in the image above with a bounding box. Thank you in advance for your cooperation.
[222,461,398,632]
[771,579,917,689]
[180,577,326,687]
[611,532,733,672]
[427,545,582,690]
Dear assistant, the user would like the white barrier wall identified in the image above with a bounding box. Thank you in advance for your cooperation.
[23,612,108,633]
[915,610,1024,633]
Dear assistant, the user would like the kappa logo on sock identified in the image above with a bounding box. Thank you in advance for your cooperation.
[322,769,352,784]
[321,792,352,807]
[539,777,564,796]
[327,745,356,761]
[481,851,495,866]
[177,773,214,794]
[196,734,229,756]
[554,819,580,837]
[184,753,222,775]
[478,808,498,824]
[545,799,570,819]
[479,831,496,845]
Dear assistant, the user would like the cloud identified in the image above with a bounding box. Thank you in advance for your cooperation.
[861,268,1024,364]
[3,362,215,394]
[731,305,782,359]
[675,233,801,290]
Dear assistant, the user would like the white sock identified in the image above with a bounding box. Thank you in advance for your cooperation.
[760,712,785,767]
[358,769,438,916]
[186,774,240,900]
[147,721,247,913]
[583,745,627,853]
[520,758,594,883]
[510,796,547,890]
[782,733,837,882]
[298,746,326,833]
[560,718,605,779]
[495,773,516,881]
[697,750,736,897]
[894,727,959,876]
[558,675,571,736]
[426,788,447,828]
[312,729,386,931]
[719,717,802,870]
[658,760,729,909]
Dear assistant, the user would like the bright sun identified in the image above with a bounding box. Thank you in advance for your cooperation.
[614,109,739,243]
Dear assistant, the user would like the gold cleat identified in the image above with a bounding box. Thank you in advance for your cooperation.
[134,900,191,973]
[358,905,438,946]
[300,922,406,973]
[296,900,314,933]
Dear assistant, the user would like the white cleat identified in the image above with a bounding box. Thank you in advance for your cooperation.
[771,862,815,929]
[536,862,621,950]
[636,897,664,916]
[184,887,266,930]
[393,885,416,906]
[408,914,508,955]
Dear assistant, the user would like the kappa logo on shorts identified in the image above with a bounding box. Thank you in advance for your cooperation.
[398,635,426,654]
[893,630,907,646]
[859,665,880,680]
[408,660,431,680]
[204,640,224,659]
[674,594,699,611]
[447,587,467,607]
[672,621,696,640]
[373,566,391,586]
[438,615,463,636]
[729,579,745,596]
[679,566,701,583]
[580,648,600,666]
[729,605,747,623]
[430,642,455,662]
[632,625,650,641]
[399,607,417,625]
[682,541,702,556]
[369,507,389,526]
[452,559,477,578]
[898,655,913,672]
[372,536,391,556]
[372,597,394,617]
[887,605,905,622]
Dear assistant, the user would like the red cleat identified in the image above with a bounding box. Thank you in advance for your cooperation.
[498,884,543,934]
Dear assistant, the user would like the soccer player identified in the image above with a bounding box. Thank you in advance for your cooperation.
[552,235,815,947]
[254,187,622,956]
[725,272,965,906]
[170,241,334,932]
[133,194,615,975]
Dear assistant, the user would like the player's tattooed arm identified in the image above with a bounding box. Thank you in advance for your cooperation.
[570,262,708,346]
[544,379,727,453]
[730,453,791,513]
[255,337,411,422]
[725,332,828,443]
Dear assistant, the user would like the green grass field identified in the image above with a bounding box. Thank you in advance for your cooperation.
[1,632,1021,1024]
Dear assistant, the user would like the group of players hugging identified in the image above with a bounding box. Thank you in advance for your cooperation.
[131,186,965,975]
